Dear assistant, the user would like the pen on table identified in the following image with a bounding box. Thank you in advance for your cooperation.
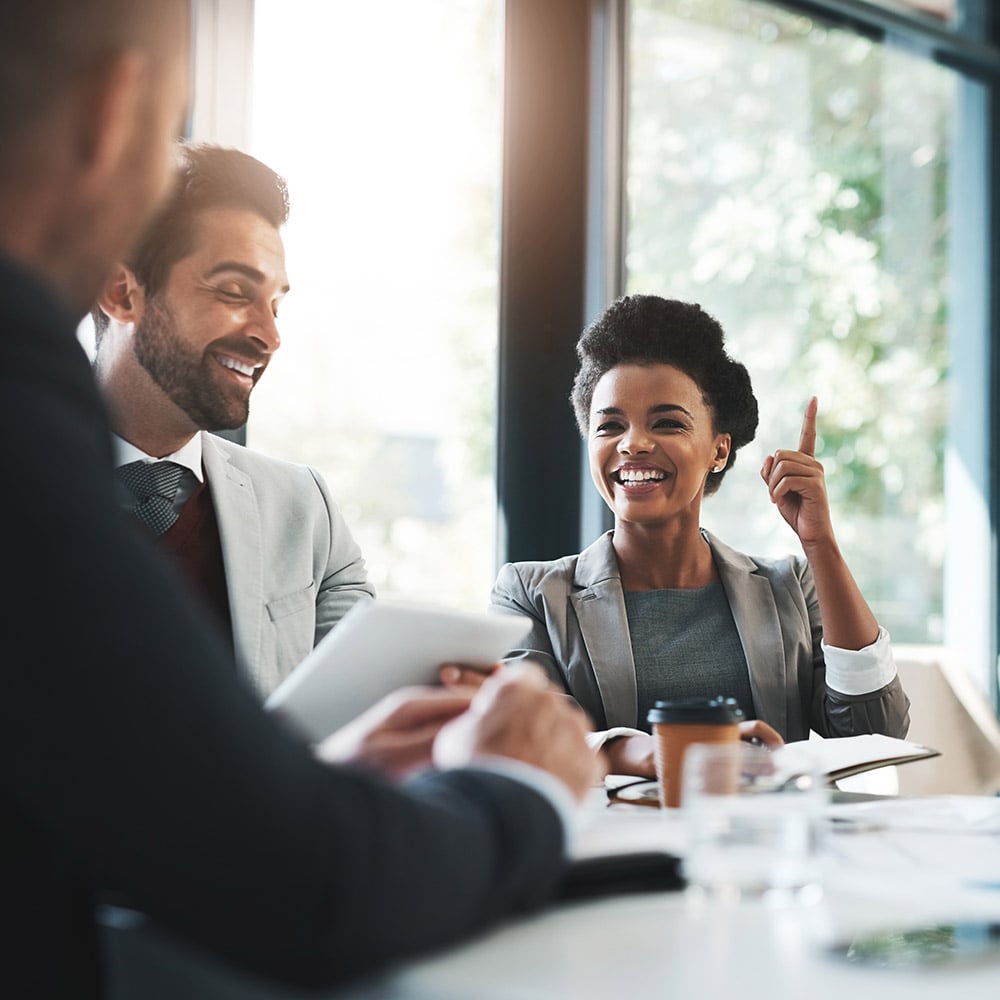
[828,816,886,833]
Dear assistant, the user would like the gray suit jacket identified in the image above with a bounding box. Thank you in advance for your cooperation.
[491,530,909,742]
[203,433,374,696]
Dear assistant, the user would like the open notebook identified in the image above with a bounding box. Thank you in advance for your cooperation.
[801,733,939,781]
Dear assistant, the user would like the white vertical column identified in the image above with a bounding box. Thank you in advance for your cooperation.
[190,0,255,148]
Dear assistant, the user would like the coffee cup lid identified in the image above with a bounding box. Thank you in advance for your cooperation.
[646,696,744,726]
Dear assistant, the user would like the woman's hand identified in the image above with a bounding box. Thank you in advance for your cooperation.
[761,396,880,649]
[603,734,656,777]
[739,719,784,749]
[760,396,835,548]
[603,720,782,778]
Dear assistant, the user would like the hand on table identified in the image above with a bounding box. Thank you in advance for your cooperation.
[739,719,784,749]
[433,662,605,802]
[604,720,784,777]
[317,686,473,779]
[604,734,656,778]
[760,396,835,547]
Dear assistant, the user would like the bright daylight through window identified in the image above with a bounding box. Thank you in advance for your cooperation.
[249,0,502,610]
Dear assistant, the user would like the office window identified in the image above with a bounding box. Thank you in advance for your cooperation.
[626,0,965,649]
[866,0,956,23]
[248,0,502,608]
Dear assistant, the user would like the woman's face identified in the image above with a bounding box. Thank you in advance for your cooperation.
[587,363,731,528]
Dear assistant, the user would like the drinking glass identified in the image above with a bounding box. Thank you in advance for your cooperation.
[681,742,827,903]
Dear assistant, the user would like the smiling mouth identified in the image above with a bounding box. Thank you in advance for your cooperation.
[214,353,263,383]
[613,468,668,485]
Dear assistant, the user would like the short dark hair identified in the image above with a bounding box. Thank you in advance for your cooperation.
[93,143,290,341]
[570,295,758,495]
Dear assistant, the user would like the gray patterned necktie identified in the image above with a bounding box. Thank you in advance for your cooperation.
[115,460,186,536]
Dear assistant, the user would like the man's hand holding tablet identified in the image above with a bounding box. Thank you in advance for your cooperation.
[318,685,475,778]
[320,661,604,803]
[435,663,605,803]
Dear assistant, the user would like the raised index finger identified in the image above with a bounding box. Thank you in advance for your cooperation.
[798,396,818,457]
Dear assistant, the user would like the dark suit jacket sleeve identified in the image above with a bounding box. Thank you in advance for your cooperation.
[2,315,566,991]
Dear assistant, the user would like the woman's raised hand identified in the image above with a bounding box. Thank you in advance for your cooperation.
[759,396,834,548]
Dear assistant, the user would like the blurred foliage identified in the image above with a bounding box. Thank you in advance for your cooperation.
[626,0,954,641]
[845,923,975,968]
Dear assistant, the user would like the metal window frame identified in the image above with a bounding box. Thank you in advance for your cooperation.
[495,0,592,564]
[780,0,1000,74]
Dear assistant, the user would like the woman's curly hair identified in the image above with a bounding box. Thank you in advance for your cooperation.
[570,295,758,496]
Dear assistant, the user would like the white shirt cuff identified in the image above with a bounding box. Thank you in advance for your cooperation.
[465,755,580,853]
[586,727,646,751]
[822,625,896,696]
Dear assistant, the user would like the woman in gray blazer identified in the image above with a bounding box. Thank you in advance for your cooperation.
[490,295,910,776]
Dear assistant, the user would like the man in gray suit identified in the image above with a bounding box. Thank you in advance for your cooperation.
[93,143,372,695]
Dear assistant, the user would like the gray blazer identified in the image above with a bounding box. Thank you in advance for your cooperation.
[491,530,909,742]
[203,432,374,697]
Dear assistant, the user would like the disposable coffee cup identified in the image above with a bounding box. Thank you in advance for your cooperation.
[646,697,743,808]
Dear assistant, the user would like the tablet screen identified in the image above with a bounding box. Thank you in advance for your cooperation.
[266,601,531,741]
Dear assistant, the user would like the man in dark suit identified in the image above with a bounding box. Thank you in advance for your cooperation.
[0,3,599,998]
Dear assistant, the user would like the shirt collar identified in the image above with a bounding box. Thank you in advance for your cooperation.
[111,432,205,484]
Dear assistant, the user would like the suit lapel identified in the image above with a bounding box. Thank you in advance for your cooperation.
[569,534,639,728]
[707,531,788,736]
[201,433,264,681]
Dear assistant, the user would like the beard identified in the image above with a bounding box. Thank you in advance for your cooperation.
[132,297,261,431]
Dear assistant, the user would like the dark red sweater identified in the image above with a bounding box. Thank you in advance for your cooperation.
[160,480,233,649]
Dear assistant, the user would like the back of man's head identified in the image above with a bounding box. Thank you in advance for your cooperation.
[129,143,290,300]
[0,0,188,177]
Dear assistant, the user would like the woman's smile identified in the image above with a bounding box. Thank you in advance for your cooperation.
[611,462,671,495]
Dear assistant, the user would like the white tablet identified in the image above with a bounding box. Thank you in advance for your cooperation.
[265,600,531,742]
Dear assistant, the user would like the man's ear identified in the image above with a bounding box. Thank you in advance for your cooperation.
[98,264,145,325]
[73,51,147,190]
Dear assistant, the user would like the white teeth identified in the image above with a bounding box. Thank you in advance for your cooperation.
[618,468,666,483]
[218,356,256,376]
